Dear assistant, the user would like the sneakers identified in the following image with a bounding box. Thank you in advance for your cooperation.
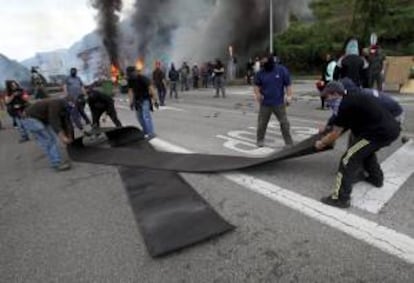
[364,176,383,188]
[321,195,350,208]
[256,140,264,148]
[54,161,71,172]
[19,137,30,143]
[144,133,156,140]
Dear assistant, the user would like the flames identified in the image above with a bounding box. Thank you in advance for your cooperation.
[110,64,120,83]
[136,58,145,71]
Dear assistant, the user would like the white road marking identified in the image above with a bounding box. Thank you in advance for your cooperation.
[116,104,186,112]
[157,106,186,112]
[352,139,414,213]
[149,137,414,265]
[216,134,274,155]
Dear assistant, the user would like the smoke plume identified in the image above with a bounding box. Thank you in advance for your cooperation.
[127,0,312,64]
[90,0,123,67]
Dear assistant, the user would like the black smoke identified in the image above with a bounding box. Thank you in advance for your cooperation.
[90,0,123,67]
[128,0,312,63]
[132,0,178,60]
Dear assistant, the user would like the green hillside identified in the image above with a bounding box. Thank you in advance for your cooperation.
[274,0,414,73]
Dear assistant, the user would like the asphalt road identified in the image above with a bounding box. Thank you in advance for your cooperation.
[1,82,414,282]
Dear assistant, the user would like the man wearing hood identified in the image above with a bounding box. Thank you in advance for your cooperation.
[334,38,369,87]
[315,81,400,208]
[254,55,293,147]
[63,67,91,132]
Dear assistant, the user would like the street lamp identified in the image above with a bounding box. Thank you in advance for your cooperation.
[269,0,274,55]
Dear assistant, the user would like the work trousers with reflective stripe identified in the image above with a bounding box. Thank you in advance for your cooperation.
[333,137,391,201]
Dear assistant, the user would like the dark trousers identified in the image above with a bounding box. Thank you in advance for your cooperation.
[257,104,293,145]
[156,85,166,106]
[90,105,122,128]
[71,96,91,130]
[369,72,383,91]
[193,76,199,89]
[332,137,390,201]
[170,81,178,98]
[320,96,326,109]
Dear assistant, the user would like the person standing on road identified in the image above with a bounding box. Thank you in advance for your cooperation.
[318,53,336,110]
[246,58,255,85]
[63,68,91,131]
[334,37,369,88]
[315,81,400,208]
[254,55,293,148]
[192,64,200,89]
[213,59,226,98]
[168,63,180,99]
[180,62,190,92]
[152,61,167,106]
[367,44,386,91]
[127,66,157,139]
[31,67,48,99]
[21,98,73,171]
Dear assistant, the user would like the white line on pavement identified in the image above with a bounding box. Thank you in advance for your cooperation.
[352,139,414,214]
[149,137,414,265]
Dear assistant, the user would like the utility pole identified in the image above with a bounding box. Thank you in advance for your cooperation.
[269,0,274,55]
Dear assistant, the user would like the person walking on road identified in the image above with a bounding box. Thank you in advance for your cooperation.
[254,55,293,148]
[127,66,157,139]
[213,59,226,98]
[152,61,167,106]
[315,81,400,208]
[63,68,91,131]
[21,98,73,171]
[168,63,180,99]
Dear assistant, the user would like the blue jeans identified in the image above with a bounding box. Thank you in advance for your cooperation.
[135,99,154,136]
[14,116,30,140]
[21,118,62,167]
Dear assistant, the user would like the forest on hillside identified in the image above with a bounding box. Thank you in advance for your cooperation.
[274,0,414,73]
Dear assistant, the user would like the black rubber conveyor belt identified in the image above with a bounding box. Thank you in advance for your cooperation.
[67,127,325,257]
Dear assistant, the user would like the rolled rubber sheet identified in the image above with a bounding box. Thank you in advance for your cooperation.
[67,127,326,257]
[69,127,326,173]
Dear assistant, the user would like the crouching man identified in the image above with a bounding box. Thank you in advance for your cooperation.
[315,81,400,208]
[22,98,73,171]
[86,87,122,129]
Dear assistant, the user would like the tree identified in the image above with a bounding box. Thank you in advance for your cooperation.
[351,0,389,41]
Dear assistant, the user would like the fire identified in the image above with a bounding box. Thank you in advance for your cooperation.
[110,64,120,83]
[135,58,145,71]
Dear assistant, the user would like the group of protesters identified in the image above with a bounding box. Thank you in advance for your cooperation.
[251,36,404,209]
[1,34,407,209]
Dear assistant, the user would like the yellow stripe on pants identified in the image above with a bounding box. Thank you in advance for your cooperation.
[342,139,370,167]
[333,172,343,199]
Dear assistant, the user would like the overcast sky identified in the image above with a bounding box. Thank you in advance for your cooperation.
[0,0,134,62]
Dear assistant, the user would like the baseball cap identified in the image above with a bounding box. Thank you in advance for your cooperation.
[321,81,346,97]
